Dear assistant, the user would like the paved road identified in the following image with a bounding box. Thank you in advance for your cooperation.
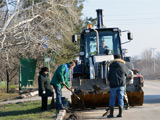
[0,88,72,105]
[69,80,160,120]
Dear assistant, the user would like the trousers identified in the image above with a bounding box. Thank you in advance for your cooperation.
[109,86,125,107]
[53,85,64,109]
[41,96,48,111]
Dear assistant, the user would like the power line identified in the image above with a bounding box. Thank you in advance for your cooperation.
[103,16,160,21]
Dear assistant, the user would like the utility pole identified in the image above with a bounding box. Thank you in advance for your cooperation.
[151,48,156,72]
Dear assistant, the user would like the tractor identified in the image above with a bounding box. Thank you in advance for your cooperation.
[71,9,144,108]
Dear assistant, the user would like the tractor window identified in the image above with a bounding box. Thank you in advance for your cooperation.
[84,31,121,58]
[99,36,113,54]
[85,35,97,57]
[89,39,97,54]
[99,32,121,55]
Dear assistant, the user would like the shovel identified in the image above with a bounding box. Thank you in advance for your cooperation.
[63,83,85,109]
[102,107,110,117]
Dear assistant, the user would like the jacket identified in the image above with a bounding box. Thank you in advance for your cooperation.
[50,63,71,89]
[38,71,53,97]
[108,59,129,88]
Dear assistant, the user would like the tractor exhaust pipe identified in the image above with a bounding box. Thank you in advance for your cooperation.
[96,9,104,28]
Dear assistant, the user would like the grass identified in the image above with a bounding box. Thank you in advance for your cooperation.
[0,92,19,101]
[0,85,20,101]
[0,100,57,120]
[0,84,18,92]
[0,85,57,120]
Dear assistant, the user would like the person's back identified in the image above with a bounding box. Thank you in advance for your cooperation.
[108,58,129,88]
[51,64,70,89]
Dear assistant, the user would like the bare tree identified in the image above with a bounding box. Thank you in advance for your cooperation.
[154,51,160,78]
[0,0,83,92]
[132,48,160,79]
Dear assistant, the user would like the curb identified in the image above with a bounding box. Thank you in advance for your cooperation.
[56,110,66,120]
[56,98,71,120]
[20,90,38,99]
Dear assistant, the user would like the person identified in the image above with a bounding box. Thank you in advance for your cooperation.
[124,69,134,110]
[124,60,134,110]
[107,54,129,118]
[104,46,111,55]
[38,67,53,111]
[50,61,76,110]
[100,40,111,55]
[100,40,107,54]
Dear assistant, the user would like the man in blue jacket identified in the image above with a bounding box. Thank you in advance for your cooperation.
[107,54,129,118]
[50,61,75,110]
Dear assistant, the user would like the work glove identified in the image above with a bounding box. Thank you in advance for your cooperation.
[67,87,72,91]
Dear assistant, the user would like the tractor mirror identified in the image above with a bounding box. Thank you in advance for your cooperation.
[128,32,133,40]
[122,49,128,55]
[72,35,78,42]
[124,56,131,62]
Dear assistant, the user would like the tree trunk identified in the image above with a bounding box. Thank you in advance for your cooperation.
[6,67,10,93]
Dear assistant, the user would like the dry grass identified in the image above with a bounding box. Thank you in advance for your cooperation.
[0,85,19,101]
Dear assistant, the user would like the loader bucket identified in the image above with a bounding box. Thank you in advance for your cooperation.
[127,91,144,106]
[71,90,144,108]
[71,78,144,108]
[71,92,110,108]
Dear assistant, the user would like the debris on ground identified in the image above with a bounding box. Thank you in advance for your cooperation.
[65,113,81,120]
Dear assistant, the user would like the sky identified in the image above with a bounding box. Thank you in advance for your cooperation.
[82,0,160,57]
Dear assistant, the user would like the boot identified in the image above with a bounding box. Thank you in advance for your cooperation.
[107,107,114,118]
[124,103,129,110]
[117,106,123,117]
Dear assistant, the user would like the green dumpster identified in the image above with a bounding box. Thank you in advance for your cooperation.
[19,58,37,90]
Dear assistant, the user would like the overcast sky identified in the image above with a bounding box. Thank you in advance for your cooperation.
[82,0,160,57]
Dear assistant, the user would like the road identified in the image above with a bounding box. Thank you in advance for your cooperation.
[1,80,160,120]
[66,80,160,120]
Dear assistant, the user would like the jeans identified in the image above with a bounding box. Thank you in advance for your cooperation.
[109,86,125,107]
[53,85,64,109]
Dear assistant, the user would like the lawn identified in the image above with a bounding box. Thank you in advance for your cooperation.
[0,100,57,120]
[0,92,19,101]
[0,84,20,101]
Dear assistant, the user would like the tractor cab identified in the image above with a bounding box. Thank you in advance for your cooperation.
[82,28,122,57]
[73,27,132,79]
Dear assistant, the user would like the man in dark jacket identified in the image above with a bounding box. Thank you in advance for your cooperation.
[107,54,129,118]
[50,61,75,110]
[38,67,53,111]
